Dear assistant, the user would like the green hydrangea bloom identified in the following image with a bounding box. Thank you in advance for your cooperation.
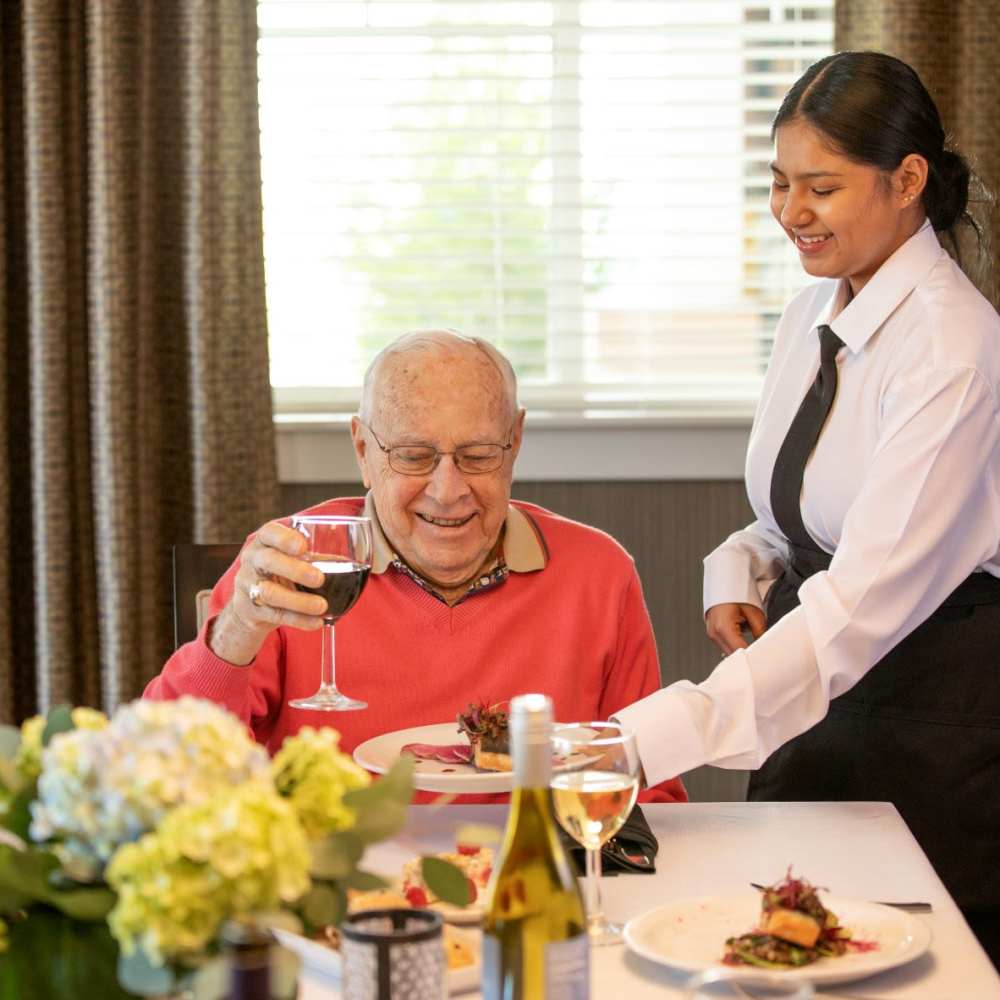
[14,708,107,784]
[106,783,310,965]
[14,716,46,783]
[270,726,370,839]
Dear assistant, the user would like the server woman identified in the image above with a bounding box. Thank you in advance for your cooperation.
[617,51,1000,962]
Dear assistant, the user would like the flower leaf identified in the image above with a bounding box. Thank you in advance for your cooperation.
[0,844,58,908]
[41,706,74,747]
[1,789,34,841]
[300,882,347,930]
[44,883,116,921]
[343,870,388,892]
[421,857,472,907]
[310,831,363,880]
[343,756,413,844]
[116,946,178,996]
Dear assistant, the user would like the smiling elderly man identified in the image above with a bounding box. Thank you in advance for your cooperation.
[147,330,686,802]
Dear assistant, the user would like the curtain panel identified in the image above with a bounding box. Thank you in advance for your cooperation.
[0,0,279,722]
[836,0,1000,307]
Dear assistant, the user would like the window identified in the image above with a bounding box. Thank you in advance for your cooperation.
[258,1,833,421]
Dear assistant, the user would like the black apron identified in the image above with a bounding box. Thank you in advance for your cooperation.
[748,538,1000,913]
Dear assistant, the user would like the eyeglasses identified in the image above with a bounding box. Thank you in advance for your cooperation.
[360,421,513,476]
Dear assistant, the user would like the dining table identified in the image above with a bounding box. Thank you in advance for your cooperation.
[297,800,1000,999]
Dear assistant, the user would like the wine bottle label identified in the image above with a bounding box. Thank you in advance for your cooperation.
[544,935,589,999]
[480,934,589,999]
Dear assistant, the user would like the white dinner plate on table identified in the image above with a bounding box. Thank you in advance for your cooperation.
[623,894,931,987]
[353,722,509,793]
[273,925,481,995]
[354,722,591,794]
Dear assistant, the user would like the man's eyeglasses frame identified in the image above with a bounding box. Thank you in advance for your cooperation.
[358,421,514,476]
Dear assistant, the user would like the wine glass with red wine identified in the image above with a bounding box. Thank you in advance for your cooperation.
[289,514,373,711]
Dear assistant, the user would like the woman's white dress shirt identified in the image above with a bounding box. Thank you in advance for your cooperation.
[617,222,1000,786]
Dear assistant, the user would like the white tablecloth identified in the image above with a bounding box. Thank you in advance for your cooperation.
[300,800,1000,999]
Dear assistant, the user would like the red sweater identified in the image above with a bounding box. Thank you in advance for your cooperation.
[146,498,686,804]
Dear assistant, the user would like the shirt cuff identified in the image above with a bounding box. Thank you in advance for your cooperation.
[615,651,766,784]
[703,547,768,612]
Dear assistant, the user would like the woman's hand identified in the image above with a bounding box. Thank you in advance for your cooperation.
[705,602,767,656]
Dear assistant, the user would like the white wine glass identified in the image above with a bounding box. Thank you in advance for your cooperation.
[288,514,372,712]
[551,721,640,946]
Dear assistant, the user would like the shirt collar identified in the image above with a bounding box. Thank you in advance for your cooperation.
[363,492,547,576]
[816,220,943,354]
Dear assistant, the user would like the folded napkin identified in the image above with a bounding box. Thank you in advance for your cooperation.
[557,803,658,876]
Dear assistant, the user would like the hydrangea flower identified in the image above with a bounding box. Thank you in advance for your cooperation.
[270,726,370,839]
[14,707,108,783]
[106,783,310,964]
[29,698,269,880]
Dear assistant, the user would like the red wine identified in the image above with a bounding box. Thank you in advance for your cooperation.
[298,560,370,621]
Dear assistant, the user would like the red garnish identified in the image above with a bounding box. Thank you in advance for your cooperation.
[847,939,880,953]
[405,886,429,908]
[456,843,480,856]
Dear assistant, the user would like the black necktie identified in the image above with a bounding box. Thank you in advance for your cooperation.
[770,323,844,549]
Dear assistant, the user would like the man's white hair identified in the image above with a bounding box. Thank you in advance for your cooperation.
[359,328,519,422]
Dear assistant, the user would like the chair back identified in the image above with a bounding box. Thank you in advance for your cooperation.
[172,543,241,648]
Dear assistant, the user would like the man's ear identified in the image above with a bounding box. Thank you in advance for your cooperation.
[350,417,372,488]
[509,408,526,462]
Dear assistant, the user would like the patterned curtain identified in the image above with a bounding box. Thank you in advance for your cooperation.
[836,0,1000,307]
[0,0,280,722]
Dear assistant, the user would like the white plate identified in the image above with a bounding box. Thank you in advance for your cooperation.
[354,722,590,794]
[430,899,485,926]
[623,894,931,987]
[273,925,481,995]
[354,722,510,793]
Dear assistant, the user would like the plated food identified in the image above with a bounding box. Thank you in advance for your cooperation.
[401,842,494,911]
[725,871,876,969]
[401,701,511,772]
[623,890,931,987]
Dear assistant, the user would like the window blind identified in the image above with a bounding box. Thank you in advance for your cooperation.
[258,1,834,419]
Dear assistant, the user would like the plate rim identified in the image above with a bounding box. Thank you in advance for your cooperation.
[353,722,514,793]
[622,893,932,987]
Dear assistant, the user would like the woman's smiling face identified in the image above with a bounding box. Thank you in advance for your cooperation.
[770,118,924,296]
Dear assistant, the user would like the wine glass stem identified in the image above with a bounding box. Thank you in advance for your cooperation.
[584,845,606,933]
[321,619,337,692]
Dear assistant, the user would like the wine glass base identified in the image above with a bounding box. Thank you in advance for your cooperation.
[587,918,624,947]
[289,692,367,712]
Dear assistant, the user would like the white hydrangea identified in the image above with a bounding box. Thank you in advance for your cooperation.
[29,697,269,880]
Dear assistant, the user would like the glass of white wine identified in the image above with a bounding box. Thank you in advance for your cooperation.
[550,721,640,946]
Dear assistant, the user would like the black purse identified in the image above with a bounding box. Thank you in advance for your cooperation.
[557,803,658,875]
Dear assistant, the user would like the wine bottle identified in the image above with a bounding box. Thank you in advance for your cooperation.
[481,693,589,999]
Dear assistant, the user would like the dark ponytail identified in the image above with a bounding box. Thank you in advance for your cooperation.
[772,51,986,260]
[925,148,973,233]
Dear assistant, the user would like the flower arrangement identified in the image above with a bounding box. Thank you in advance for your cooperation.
[0,697,415,999]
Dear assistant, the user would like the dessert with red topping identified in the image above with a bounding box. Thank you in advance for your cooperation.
[401,843,494,909]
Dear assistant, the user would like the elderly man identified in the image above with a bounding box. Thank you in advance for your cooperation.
[147,330,686,802]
